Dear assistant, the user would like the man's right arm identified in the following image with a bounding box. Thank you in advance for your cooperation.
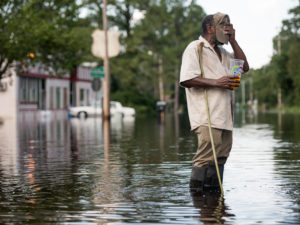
[180,75,240,90]
[180,43,240,90]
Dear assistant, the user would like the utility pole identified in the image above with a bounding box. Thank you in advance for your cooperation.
[276,34,286,109]
[91,2,119,119]
[249,77,253,108]
[102,0,110,119]
[158,56,164,101]
[242,80,246,106]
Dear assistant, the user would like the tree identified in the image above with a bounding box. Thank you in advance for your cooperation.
[282,3,300,104]
[78,0,206,114]
[164,0,205,113]
[245,2,300,110]
[111,0,205,112]
[0,0,94,79]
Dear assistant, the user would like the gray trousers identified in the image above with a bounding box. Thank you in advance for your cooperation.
[193,126,233,167]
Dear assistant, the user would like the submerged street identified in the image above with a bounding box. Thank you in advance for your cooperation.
[0,111,299,224]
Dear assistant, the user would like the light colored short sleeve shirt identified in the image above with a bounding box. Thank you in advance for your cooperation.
[180,36,234,131]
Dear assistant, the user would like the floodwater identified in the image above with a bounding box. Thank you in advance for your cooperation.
[0,110,299,224]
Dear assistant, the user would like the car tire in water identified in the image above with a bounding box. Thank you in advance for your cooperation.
[78,111,87,119]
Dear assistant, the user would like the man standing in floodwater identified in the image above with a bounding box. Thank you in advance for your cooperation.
[179,13,249,192]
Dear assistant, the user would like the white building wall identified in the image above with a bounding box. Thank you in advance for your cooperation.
[46,79,69,109]
[77,66,92,81]
[0,117,18,176]
[0,66,18,119]
[0,66,18,176]
[24,63,70,78]
[75,66,95,106]
[76,81,94,106]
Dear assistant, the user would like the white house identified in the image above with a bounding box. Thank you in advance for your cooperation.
[0,62,102,118]
[0,63,18,119]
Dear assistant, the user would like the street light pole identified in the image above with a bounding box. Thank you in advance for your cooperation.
[102,0,110,119]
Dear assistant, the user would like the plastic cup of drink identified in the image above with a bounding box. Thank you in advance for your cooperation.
[230,59,244,89]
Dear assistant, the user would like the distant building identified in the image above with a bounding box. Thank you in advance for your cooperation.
[0,62,102,118]
[70,66,95,108]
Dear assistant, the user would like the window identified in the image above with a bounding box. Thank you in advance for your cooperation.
[80,88,84,106]
[50,87,54,109]
[63,87,68,108]
[30,88,37,102]
[56,87,61,109]
[86,89,90,106]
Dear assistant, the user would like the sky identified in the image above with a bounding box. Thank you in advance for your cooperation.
[197,0,298,69]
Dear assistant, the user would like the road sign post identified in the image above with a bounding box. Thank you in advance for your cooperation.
[91,0,120,120]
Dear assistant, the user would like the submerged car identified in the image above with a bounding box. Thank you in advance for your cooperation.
[69,101,135,118]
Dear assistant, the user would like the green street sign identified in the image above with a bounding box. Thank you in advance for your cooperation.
[91,67,105,78]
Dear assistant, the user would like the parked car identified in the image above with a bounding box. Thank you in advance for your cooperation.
[68,101,135,118]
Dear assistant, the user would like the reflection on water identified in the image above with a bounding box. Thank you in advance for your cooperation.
[0,110,299,224]
[191,191,234,224]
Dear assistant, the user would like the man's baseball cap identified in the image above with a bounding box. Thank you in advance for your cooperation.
[213,12,230,44]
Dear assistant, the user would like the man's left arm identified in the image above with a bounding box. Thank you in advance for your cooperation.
[225,24,249,73]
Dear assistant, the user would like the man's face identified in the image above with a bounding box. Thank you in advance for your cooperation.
[211,26,224,46]
[215,16,230,44]
[212,32,223,46]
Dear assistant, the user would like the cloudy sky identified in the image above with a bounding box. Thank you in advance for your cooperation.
[198,0,298,69]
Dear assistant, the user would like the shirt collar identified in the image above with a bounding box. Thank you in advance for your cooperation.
[199,35,222,57]
[199,35,214,51]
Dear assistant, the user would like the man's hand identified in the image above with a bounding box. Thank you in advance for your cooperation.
[225,24,249,72]
[216,75,240,90]
[224,24,235,43]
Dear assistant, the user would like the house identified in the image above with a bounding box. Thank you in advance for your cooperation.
[0,62,102,118]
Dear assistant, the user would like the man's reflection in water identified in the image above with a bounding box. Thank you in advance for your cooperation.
[191,191,235,224]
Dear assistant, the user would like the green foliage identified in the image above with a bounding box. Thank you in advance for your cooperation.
[286,38,300,104]
[0,0,95,78]
[238,2,300,110]
[104,0,205,112]
[4,0,300,114]
[1,0,206,114]
[111,87,157,116]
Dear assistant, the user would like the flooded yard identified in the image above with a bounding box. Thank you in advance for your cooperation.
[0,110,299,224]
